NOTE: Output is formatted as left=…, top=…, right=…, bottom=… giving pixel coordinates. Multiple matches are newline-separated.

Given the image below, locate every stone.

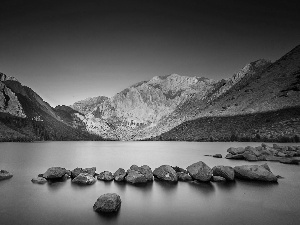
left=97, top=171, right=114, bottom=181
left=234, top=164, right=277, bottom=182
left=279, top=158, right=299, bottom=165
left=227, top=147, right=245, bottom=155
left=276, top=152, right=286, bottom=157
left=225, top=153, right=244, bottom=160
left=285, top=151, right=297, bottom=157
left=212, top=166, right=235, bottom=181
left=130, top=165, right=153, bottom=181
left=125, top=170, right=147, bottom=184
left=93, top=193, right=121, bottom=213
left=72, top=173, right=96, bottom=185
left=273, top=144, right=281, bottom=149
left=114, top=168, right=127, bottom=182
left=71, top=167, right=96, bottom=179
left=172, top=166, right=188, bottom=173
left=153, top=165, right=178, bottom=182
left=186, top=161, right=212, bottom=182
left=43, top=167, right=67, bottom=179
left=211, top=176, right=226, bottom=182
left=213, top=154, right=222, bottom=158
left=0, top=170, right=13, bottom=180
left=31, top=177, right=47, bottom=184
left=243, top=153, right=259, bottom=161
left=177, top=172, right=193, bottom=181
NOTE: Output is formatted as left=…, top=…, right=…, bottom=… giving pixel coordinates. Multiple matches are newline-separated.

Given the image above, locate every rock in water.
left=125, top=170, right=147, bottom=184
left=114, top=168, right=127, bottom=181
left=153, top=165, right=178, bottom=182
left=0, top=170, right=13, bottom=180
left=31, top=177, right=47, bottom=184
left=71, top=167, right=96, bottom=179
left=97, top=171, right=114, bottom=181
left=186, top=161, right=212, bottom=182
left=93, top=193, right=121, bottom=213
left=279, top=158, right=299, bottom=165
left=213, top=154, right=222, bottom=158
left=212, top=166, right=235, bottom=181
left=43, top=167, right=67, bottom=179
left=177, top=172, right=193, bottom=181
left=234, top=164, right=277, bottom=182
left=227, top=147, right=245, bottom=155
left=130, top=165, right=153, bottom=181
left=225, top=154, right=245, bottom=160
left=72, top=173, right=96, bottom=185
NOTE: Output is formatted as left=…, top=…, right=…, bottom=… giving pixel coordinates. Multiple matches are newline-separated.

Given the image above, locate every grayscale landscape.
left=0, top=1, right=299, bottom=225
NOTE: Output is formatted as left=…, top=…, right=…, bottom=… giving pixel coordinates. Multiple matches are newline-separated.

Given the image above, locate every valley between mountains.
left=1, top=45, right=300, bottom=142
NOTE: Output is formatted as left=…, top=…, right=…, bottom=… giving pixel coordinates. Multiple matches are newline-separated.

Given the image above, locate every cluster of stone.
left=226, top=143, right=300, bottom=164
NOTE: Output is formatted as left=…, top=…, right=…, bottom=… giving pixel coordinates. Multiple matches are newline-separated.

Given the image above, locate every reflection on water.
left=0, top=141, right=300, bottom=225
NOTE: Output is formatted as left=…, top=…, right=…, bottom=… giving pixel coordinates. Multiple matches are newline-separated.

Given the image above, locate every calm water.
left=0, top=141, right=300, bottom=225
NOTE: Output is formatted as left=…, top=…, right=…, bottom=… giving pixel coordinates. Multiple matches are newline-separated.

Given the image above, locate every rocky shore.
left=1, top=143, right=299, bottom=214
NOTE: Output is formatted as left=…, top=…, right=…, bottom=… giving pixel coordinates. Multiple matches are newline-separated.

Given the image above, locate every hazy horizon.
left=1, top=0, right=299, bottom=107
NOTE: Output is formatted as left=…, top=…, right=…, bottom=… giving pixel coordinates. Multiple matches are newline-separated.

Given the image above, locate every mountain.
left=71, top=96, right=108, bottom=114
left=0, top=73, right=104, bottom=141
left=73, top=45, right=300, bottom=141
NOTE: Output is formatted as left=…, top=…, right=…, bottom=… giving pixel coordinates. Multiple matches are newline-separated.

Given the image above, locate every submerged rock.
left=31, top=177, right=47, bottom=184
left=177, top=172, right=193, bottom=181
left=114, top=168, right=127, bottom=182
left=125, top=170, right=147, bottom=184
left=153, top=165, right=178, bottom=182
left=225, top=153, right=244, bottom=160
left=72, top=173, right=96, bottom=185
left=234, top=164, right=277, bottom=182
left=71, top=167, right=96, bottom=179
left=213, top=154, right=222, bottom=158
left=93, top=193, right=121, bottom=213
left=187, top=161, right=212, bottom=182
left=43, top=167, right=67, bottom=179
left=212, top=166, right=235, bottom=181
left=97, top=171, right=114, bottom=181
left=279, top=158, right=299, bottom=165
left=0, top=170, right=13, bottom=180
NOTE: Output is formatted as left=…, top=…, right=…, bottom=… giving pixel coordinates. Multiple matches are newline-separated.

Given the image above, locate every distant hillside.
left=0, top=73, right=105, bottom=142
left=148, top=107, right=300, bottom=142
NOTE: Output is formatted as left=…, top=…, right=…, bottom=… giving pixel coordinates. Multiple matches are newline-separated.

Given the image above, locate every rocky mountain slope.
left=0, top=73, right=104, bottom=141
left=73, top=45, right=300, bottom=141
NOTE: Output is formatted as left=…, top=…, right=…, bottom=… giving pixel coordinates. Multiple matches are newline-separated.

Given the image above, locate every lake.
left=0, top=141, right=300, bottom=225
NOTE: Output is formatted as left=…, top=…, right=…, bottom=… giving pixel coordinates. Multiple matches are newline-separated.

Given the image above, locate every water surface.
left=0, top=141, right=299, bottom=225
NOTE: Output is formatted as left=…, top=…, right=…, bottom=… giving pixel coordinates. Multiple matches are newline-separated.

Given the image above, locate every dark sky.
left=1, top=0, right=299, bottom=106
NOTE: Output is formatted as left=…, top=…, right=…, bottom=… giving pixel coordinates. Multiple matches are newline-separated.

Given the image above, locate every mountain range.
left=1, top=45, right=300, bottom=142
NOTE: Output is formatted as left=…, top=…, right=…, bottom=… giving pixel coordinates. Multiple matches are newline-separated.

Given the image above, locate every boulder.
left=285, top=151, right=297, bottom=157
left=43, top=167, right=67, bottom=179
left=130, top=165, right=153, bottom=181
left=279, top=158, right=299, bottom=165
left=177, top=172, right=193, bottom=181
left=227, top=147, right=245, bottom=155
left=243, top=153, right=259, bottom=161
left=211, top=176, right=226, bottom=182
left=125, top=170, right=147, bottom=184
left=72, top=173, right=96, bottom=185
left=93, top=193, right=121, bottom=213
left=234, top=164, right=277, bottom=182
left=172, top=166, right=188, bottom=174
left=97, top=171, right=114, bottom=181
left=276, top=152, right=286, bottom=157
left=225, top=153, right=244, bottom=160
left=186, top=161, right=212, bottom=182
left=71, top=167, right=96, bottom=179
left=0, top=170, right=13, bottom=180
left=31, top=177, right=47, bottom=184
left=114, top=168, right=127, bottom=182
left=153, top=165, right=178, bottom=182
left=213, top=154, right=222, bottom=158
left=212, top=166, right=235, bottom=181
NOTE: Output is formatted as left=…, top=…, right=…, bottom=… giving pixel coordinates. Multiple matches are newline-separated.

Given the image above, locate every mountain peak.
left=0, top=72, right=18, bottom=82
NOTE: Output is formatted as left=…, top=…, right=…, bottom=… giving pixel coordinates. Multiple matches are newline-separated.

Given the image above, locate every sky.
left=0, top=0, right=299, bottom=107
